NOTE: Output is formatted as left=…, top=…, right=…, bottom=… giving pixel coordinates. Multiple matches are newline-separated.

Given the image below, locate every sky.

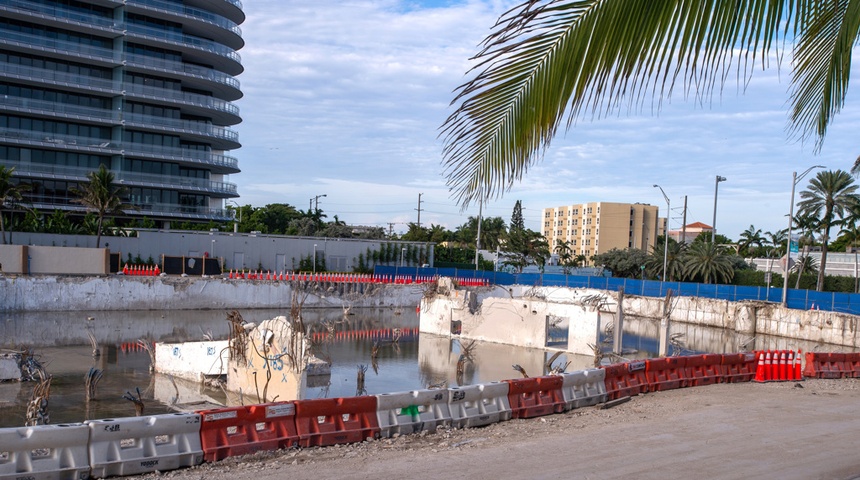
left=229, top=0, right=860, bottom=240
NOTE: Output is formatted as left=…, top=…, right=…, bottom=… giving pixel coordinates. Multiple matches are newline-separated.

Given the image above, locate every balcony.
left=124, top=23, right=242, bottom=75
left=3, top=160, right=237, bottom=196
left=122, top=112, right=240, bottom=149
left=0, top=96, right=119, bottom=125
left=123, top=83, right=240, bottom=125
left=0, top=28, right=119, bottom=65
left=24, top=198, right=234, bottom=222
left=121, top=143, right=239, bottom=173
left=0, top=127, right=119, bottom=153
left=125, top=0, right=243, bottom=49
left=124, top=53, right=241, bottom=101
left=0, top=0, right=122, bottom=33
left=0, top=61, right=120, bottom=95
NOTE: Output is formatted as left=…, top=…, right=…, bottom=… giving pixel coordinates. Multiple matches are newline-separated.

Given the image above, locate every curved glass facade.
left=0, top=0, right=243, bottom=224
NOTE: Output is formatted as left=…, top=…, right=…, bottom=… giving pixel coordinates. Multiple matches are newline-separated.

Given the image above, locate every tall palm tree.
left=554, top=239, right=574, bottom=274
left=441, top=1, right=859, bottom=207
left=737, top=225, right=765, bottom=257
left=70, top=165, right=130, bottom=248
left=764, top=229, right=787, bottom=256
left=797, top=169, right=860, bottom=291
left=0, top=166, right=30, bottom=245
left=683, top=242, right=734, bottom=285
left=838, top=206, right=860, bottom=293
left=645, top=238, right=685, bottom=282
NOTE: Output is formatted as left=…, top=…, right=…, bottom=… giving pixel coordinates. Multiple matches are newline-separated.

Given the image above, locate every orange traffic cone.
left=795, top=349, right=803, bottom=380
left=754, top=351, right=766, bottom=382
left=778, top=351, right=787, bottom=381
left=764, top=351, right=773, bottom=381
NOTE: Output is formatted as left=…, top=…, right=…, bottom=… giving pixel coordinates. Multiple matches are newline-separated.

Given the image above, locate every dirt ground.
left=134, top=379, right=860, bottom=480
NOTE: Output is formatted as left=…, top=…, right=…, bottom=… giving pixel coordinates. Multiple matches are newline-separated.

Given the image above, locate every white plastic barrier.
left=86, top=413, right=203, bottom=478
left=561, top=368, right=607, bottom=410
left=0, top=423, right=90, bottom=480
left=448, top=381, right=512, bottom=429
left=375, top=389, right=452, bottom=438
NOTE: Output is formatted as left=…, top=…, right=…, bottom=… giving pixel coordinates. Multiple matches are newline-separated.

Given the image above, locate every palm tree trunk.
left=96, top=215, right=104, bottom=249
left=817, top=227, right=830, bottom=291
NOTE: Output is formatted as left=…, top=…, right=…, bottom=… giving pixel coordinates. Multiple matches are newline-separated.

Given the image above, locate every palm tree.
left=683, top=242, right=734, bottom=285
left=797, top=169, right=860, bottom=291
left=554, top=239, right=574, bottom=274
left=0, top=166, right=30, bottom=245
left=441, top=1, right=859, bottom=207
left=737, top=225, right=765, bottom=257
left=838, top=206, right=860, bottom=293
left=646, top=239, right=685, bottom=282
left=764, top=229, right=788, bottom=257
left=70, top=165, right=130, bottom=248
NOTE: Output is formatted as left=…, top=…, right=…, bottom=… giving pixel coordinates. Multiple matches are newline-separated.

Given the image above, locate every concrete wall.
left=0, top=275, right=425, bottom=312
left=0, top=245, right=26, bottom=274
left=423, top=283, right=860, bottom=352
left=7, top=230, right=433, bottom=273
left=420, top=280, right=600, bottom=352
left=525, top=286, right=860, bottom=349
left=155, top=340, right=230, bottom=381
left=0, top=245, right=108, bottom=275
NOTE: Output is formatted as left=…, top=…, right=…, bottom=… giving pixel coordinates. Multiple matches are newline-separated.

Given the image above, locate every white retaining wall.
left=0, top=276, right=425, bottom=312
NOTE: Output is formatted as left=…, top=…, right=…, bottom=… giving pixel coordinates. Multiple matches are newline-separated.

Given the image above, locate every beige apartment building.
left=541, top=202, right=664, bottom=262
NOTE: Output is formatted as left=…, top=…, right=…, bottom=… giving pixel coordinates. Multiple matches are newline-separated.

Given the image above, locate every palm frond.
left=789, top=0, right=860, bottom=150
left=441, top=0, right=856, bottom=206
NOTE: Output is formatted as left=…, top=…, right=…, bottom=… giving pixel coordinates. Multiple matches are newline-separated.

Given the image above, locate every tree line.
left=4, top=165, right=860, bottom=292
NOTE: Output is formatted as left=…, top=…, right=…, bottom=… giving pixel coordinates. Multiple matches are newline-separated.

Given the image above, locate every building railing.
left=123, top=83, right=239, bottom=117
left=0, top=127, right=239, bottom=171
left=0, top=61, right=119, bottom=93
left=124, top=53, right=240, bottom=90
left=0, top=0, right=121, bottom=31
left=1, top=160, right=237, bottom=194
left=125, top=24, right=240, bottom=64
left=0, top=28, right=118, bottom=63
left=127, top=0, right=242, bottom=37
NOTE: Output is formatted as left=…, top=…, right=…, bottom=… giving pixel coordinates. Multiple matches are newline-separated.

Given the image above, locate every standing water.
left=0, top=306, right=819, bottom=428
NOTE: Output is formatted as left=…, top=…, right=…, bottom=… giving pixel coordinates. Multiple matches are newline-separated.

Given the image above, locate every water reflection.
left=0, top=307, right=846, bottom=428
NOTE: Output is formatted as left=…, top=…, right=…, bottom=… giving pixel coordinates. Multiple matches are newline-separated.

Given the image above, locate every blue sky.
left=230, top=0, right=860, bottom=240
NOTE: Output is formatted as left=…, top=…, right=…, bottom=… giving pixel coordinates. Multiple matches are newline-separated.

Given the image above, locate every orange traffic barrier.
left=645, top=356, right=688, bottom=391
left=504, top=375, right=565, bottom=419
left=198, top=403, right=298, bottom=462
left=685, top=354, right=722, bottom=386
left=602, top=361, right=648, bottom=400
left=721, top=352, right=758, bottom=383
left=293, top=396, right=379, bottom=448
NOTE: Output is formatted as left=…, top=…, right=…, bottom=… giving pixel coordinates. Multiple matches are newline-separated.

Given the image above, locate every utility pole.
left=416, top=193, right=423, bottom=229
left=681, top=195, right=687, bottom=244
left=388, top=222, right=396, bottom=238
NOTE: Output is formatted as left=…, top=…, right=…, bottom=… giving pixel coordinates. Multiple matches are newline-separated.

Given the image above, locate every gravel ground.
left=130, top=378, right=860, bottom=480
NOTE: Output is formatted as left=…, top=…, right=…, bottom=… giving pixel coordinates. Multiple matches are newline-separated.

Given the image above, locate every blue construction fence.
left=374, top=266, right=860, bottom=315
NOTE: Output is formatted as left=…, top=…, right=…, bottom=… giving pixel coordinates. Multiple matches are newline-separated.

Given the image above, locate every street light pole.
left=711, top=175, right=726, bottom=244
left=401, top=247, right=406, bottom=267
left=227, top=200, right=241, bottom=233
left=311, top=194, right=327, bottom=212
left=782, top=165, right=825, bottom=306
left=654, top=185, right=670, bottom=281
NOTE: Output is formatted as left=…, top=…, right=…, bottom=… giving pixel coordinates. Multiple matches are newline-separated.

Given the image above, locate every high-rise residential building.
left=0, top=0, right=244, bottom=227
left=541, top=202, right=663, bottom=261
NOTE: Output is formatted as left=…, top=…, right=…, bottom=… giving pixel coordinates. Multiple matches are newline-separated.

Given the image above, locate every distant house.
left=668, top=222, right=713, bottom=244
